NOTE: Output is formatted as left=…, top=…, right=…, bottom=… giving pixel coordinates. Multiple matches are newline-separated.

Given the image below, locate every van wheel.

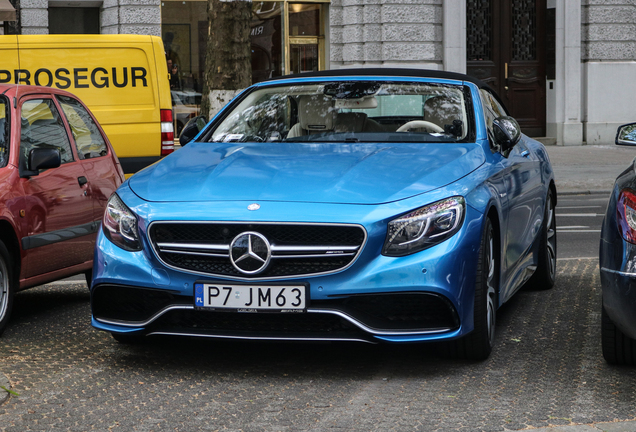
left=0, top=239, right=15, bottom=337
left=602, top=304, right=636, bottom=365
left=446, top=218, right=497, bottom=361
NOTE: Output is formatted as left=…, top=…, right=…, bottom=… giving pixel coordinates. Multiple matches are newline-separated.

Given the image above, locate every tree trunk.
left=201, top=0, right=252, bottom=119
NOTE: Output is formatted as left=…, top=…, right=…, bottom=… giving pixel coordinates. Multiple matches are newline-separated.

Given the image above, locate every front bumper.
left=91, top=199, right=485, bottom=343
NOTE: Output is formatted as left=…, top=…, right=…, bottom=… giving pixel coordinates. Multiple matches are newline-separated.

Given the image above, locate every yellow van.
left=0, top=34, right=173, bottom=176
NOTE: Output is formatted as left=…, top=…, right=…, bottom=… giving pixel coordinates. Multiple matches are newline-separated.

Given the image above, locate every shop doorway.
left=466, top=0, right=546, bottom=137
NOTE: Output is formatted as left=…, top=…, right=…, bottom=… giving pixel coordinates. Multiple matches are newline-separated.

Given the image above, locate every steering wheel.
left=396, top=120, right=444, bottom=133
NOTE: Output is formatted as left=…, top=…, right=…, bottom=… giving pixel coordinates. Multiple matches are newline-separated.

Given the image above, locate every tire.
left=85, top=269, right=93, bottom=289
left=447, top=218, right=498, bottom=361
left=526, top=189, right=557, bottom=290
left=0, top=239, right=15, bottom=337
left=111, top=332, right=146, bottom=344
left=602, top=304, right=636, bottom=365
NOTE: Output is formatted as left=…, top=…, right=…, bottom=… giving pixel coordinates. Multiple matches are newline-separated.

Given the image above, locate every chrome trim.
left=148, top=221, right=368, bottom=281
left=308, top=309, right=452, bottom=336
left=159, top=249, right=228, bottom=258
left=271, top=253, right=356, bottom=259
left=271, top=245, right=360, bottom=252
left=146, top=331, right=376, bottom=344
left=601, top=267, right=636, bottom=277
left=95, top=304, right=195, bottom=328
left=97, top=302, right=451, bottom=337
left=158, top=242, right=229, bottom=251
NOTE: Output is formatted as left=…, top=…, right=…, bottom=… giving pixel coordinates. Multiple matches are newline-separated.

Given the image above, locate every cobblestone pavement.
left=0, top=259, right=635, bottom=431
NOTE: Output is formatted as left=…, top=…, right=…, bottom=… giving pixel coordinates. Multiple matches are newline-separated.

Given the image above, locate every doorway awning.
left=0, top=0, right=16, bottom=21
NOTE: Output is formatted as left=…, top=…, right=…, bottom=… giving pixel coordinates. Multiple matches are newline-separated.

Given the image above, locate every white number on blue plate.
left=195, top=283, right=306, bottom=312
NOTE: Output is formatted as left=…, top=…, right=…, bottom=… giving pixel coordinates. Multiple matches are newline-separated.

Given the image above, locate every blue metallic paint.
left=91, top=75, right=555, bottom=345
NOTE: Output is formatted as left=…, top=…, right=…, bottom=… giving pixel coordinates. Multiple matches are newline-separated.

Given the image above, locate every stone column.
left=20, top=0, right=48, bottom=34
left=101, top=0, right=161, bottom=36
left=443, top=0, right=465, bottom=73
left=555, top=0, right=582, bottom=145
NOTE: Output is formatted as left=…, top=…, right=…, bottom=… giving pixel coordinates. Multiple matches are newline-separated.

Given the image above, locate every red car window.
left=20, top=99, right=74, bottom=164
left=57, top=95, right=108, bottom=160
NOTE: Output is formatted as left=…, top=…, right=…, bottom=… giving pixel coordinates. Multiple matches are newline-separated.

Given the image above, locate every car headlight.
left=382, top=196, right=465, bottom=257
left=102, top=193, right=141, bottom=251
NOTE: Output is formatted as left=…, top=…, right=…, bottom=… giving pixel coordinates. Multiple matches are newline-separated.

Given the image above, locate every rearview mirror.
left=616, top=123, right=636, bottom=146
left=179, top=115, right=208, bottom=146
left=492, top=116, right=521, bottom=151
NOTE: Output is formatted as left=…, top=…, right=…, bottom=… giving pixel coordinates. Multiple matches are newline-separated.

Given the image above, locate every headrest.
left=298, top=95, right=334, bottom=131
left=424, top=96, right=462, bottom=127
left=333, top=112, right=368, bottom=133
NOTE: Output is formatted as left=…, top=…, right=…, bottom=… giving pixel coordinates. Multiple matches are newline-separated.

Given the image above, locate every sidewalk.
left=545, top=144, right=636, bottom=195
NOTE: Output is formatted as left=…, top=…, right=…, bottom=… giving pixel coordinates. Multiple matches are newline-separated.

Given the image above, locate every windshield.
left=207, top=81, right=472, bottom=143
left=0, top=97, right=7, bottom=168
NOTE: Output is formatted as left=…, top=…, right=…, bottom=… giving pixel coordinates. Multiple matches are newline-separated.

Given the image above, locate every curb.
left=0, top=373, right=11, bottom=405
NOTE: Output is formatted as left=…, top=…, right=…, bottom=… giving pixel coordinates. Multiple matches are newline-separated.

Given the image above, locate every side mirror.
left=22, top=148, right=61, bottom=177
left=492, top=116, right=521, bottom=151
left=616, top=123, right=636, bottom=146
left=179, top=115, right=208, bottom=146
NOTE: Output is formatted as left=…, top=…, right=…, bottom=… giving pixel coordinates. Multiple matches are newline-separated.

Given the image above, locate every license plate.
left=194, top=283, right=307, bottom=312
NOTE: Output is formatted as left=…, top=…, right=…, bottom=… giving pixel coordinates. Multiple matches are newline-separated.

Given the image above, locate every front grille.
left=149, top=222, right=366, bottom=279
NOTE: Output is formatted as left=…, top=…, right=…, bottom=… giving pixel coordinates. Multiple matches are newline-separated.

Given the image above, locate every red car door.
left=18, top=96, right=95, bottom=278
left=55, top=94, right=122, bottom=223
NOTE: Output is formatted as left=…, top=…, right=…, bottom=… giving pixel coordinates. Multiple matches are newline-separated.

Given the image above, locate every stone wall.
left=20, top=0, right=161, bottom=36
left=101, top=0, right=161, bottom=36
left=330, top=0, right=443, bottom=69
left=20, top=0, right=48, bottom=34
left=582, top=0, right=636, bottom=144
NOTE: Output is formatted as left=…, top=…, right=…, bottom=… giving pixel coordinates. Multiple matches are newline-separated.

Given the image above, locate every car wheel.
left=447, top=218, right=497, bottom=360
left=526, top=189, right=557, bottom=290
left=111, top=332, right=146, bottom=344
left=602, top=304, right=636, bottom=365
left=85, top=269, right=93, bottom=289
left=0, top=240, right=15, bottom=337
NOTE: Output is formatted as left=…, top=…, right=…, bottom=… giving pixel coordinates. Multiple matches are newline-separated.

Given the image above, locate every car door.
left=56, top=94, right=121, bottom=223
left=18, top=96, right=95, bottom=278
left=480, top=90, right=543, bottom=300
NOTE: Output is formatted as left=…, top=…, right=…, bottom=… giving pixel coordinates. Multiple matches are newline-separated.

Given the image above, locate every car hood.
left=129, top=142, right=486, bottom=205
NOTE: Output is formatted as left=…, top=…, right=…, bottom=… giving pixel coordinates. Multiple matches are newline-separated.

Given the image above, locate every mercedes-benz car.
left=600, top=123, right=636, bottom=365
left=90, top=69, right=556, bottom=360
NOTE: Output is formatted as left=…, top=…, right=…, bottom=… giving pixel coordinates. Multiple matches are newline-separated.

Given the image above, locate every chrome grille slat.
left=149, top=222, right=367, bottom=280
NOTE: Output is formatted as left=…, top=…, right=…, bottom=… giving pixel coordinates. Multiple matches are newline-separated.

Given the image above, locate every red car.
left=0, top=84, right=124, bottom=334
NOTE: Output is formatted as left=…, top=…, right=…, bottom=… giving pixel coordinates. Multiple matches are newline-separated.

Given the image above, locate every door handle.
left=78, top=176, right=88, bottom=187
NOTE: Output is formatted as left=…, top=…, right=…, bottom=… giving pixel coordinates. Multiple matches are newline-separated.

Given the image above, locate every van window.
left=20, top=99, right=74, bottom=164
left=57, top=95, right=108, bottom=159
left=0, top=98, right=7, bottom=168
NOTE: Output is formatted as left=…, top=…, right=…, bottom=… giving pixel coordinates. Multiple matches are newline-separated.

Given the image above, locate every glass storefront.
left=161, top=0, right=327, bottom=133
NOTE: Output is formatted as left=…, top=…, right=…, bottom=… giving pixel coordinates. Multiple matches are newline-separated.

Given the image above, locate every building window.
left=49, top=7, right=100, bottom=34
left=161, top=0, right=328, bottom=89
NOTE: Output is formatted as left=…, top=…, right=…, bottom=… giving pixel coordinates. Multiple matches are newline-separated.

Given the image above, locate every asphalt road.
left=1, top=195, right=635, bottom=431
left=556, top=192, right=610, bottom=260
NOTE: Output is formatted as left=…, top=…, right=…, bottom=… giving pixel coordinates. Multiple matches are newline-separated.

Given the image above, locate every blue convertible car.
left=91, top=69, right=556, bottom=360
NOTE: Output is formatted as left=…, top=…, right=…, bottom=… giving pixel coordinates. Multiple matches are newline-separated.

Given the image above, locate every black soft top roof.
left=269, top=68, right=489, bottom=89
left=265, top=67, right=507, bottom=112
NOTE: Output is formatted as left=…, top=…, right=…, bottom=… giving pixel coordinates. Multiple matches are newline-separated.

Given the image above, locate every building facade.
left=2, top=0, right=635, bottom=145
